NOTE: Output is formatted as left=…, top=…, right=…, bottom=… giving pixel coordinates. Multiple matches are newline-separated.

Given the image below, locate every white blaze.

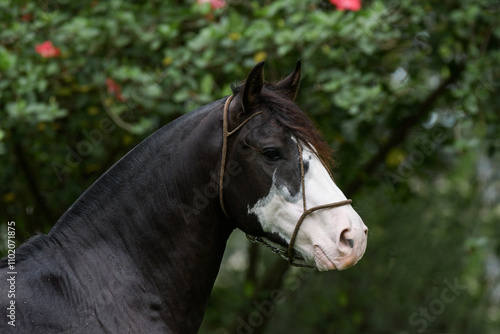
left=248, top=142, right=367, bottom=271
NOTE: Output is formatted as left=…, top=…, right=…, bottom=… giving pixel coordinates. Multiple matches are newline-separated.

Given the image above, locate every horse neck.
left=48, top=100, right=232, bottom=332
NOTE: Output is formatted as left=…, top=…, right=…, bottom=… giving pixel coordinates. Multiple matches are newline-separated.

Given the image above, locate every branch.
left=99, top=92, right=135, bottom=132
left=344, top=62, right=465, bottom=197
left=226, top=258, right=290, bottom=334
left=245, top=242, right=260, bottom=285
left=13, top=139, right=57, bottom=227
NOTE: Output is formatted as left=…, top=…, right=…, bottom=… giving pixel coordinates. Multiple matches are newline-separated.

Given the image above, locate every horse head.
left=221, top=61, right=368, bottom=271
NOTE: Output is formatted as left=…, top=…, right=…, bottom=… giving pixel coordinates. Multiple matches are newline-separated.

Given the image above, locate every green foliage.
left=1, top=0, right=499, bottom=333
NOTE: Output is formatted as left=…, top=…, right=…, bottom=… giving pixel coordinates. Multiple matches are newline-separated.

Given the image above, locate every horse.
left=0, top=61, right=367, bottom=333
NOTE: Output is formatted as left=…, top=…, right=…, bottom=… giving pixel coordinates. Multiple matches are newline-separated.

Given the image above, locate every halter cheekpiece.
left=219, top=95, right=352, bottom=268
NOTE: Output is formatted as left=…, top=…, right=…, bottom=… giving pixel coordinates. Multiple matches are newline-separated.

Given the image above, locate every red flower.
left=330, top=0, right=361, bottom=11
left=106, top=78, right=126, bottom=102
left=197, top=0, right=226, bottom=10
left=21, top=14, right=33, bottom=22
left=35, top=41, right=61, bottom=58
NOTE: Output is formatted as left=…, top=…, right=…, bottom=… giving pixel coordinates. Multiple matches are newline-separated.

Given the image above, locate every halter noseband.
left=219, top=95, right=352, bottom=268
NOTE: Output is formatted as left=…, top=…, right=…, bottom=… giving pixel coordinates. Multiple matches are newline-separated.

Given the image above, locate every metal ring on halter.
left=219, top=95, right=352, bottom=268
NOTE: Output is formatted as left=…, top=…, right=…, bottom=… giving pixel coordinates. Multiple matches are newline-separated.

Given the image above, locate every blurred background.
left=1, top=0, right=499, bottom=333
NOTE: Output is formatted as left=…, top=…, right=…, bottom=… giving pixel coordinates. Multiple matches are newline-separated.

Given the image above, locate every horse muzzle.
left=312, top=209, right=368, bottom=271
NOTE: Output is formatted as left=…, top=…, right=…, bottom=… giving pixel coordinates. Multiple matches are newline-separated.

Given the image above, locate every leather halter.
left=219, top=95, right=262, bottom=215
left=219, top=95, right=352, bottom=268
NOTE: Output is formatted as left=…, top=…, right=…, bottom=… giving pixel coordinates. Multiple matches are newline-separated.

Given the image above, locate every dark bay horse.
left=0, top=62, right=367, bottom=333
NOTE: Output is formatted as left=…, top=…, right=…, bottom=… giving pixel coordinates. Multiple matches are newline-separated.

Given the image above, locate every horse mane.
left=231, top=83, right=335, bottom=168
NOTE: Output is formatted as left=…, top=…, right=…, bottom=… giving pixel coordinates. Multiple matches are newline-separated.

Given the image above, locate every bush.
left=1, top=1, right=499, bottom=333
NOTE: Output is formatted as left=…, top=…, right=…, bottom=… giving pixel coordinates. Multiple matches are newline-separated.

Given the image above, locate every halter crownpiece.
left=219, top=95, right=262, bottom=216
left=219, top=95, right=352, bottom=268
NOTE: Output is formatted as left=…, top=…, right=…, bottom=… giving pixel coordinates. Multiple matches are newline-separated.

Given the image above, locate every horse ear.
left=241, top=61, right=265, bottom=113
left=275, top=60, right=301, bottom=100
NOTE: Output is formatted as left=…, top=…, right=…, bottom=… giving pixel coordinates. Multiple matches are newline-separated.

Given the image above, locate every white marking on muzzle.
left=248, top=142, right=368, bottom=271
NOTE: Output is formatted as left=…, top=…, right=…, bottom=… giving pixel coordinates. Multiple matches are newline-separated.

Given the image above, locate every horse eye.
left=262, top=148, right=281, bottom=161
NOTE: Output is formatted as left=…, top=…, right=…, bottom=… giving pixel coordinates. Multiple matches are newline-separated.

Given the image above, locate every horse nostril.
left=340, top=229, right=355, bottom=249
